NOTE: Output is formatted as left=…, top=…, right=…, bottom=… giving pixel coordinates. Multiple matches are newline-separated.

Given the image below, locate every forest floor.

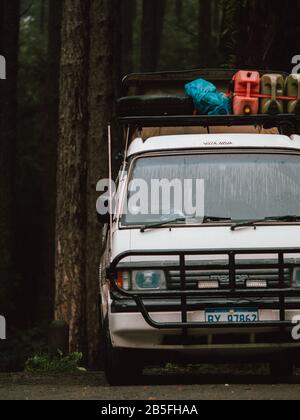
left=1, top=365, right=300, bottom=400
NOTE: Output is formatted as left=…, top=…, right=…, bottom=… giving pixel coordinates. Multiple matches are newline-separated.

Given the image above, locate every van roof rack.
left=118, top=69, right=299, bottom=134
left=122, top=68, right=288, bottom=95
left=117, top=114, right=300, bottom=132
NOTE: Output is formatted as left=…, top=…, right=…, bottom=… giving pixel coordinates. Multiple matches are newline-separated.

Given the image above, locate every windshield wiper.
left=203, top=216, right=232, bottom=223
left=231, top=215, right=300, bottom=231
left=140, top=216, right=186, bottom=233
left=141, top=215, right=231, bottom=232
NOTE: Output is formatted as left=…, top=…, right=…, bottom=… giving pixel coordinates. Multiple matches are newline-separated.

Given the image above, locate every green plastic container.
left=261, top=74, right=285, bottom=115
left=286, top=74, right=300, bottom=114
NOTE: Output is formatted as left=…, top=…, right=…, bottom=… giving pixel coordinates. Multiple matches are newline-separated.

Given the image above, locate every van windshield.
left=121, top=153, right=300, bottom=227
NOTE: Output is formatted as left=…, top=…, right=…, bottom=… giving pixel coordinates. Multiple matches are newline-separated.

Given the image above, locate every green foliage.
left=0, top=326, right=48, bottom=372
left=159, top=0, right=200, bottom=70
left=133, top=0, right=223, bottom=72
left=0, top=324, right=82, bottom=374
left=14, top=1, right=48, bottom=330
left=19, top=0, right=48, bottom=109
left=25, top=352, right=83, bottom=373
left=18, top=1, right=47, bottom=169
left=219, top=0, right=243, bottom=67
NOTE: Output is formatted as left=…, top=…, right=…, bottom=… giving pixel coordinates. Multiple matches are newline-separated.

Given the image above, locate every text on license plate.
left=205, top=308, right=259, bottom=323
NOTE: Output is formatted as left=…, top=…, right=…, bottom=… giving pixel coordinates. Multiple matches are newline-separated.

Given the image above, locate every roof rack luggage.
left=121, top=68, right=288, bottom=96
left=116, top=69, right=300, bottom=134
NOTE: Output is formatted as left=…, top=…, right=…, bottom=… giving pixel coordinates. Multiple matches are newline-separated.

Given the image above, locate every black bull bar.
left=107, top=248, right=300, bottom=331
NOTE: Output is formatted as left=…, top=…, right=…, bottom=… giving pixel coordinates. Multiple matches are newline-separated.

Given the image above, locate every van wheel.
left=270, top=359, right=294, bottom=378
left=103, top=320, right=143, bottom=386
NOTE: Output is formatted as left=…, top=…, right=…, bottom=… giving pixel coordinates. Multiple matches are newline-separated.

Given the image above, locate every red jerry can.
left=232, top=70, right=260, bottom=115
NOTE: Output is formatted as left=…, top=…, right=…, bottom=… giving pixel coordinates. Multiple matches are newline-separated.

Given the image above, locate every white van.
left=99, top=70, right=300, bottom=385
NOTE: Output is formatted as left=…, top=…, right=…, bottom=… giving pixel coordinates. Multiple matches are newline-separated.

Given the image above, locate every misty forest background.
left=0, top=0, right=300, bottom=371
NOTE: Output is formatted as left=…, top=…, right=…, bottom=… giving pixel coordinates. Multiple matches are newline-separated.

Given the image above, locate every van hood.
left=111, top=225, right=300, bottom=262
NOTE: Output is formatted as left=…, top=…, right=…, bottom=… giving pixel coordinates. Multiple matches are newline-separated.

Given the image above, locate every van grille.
left=167, top=267, right=291, bottom=290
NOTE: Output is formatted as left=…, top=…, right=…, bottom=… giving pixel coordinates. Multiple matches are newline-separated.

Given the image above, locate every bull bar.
left=107, top=248, right=300, bottom=332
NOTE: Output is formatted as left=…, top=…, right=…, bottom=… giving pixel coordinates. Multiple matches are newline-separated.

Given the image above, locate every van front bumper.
left=109, top=308, right=300, bottom=355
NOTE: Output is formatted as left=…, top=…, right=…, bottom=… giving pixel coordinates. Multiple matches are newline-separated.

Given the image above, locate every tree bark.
left=220, top=0, right=300, bottom=71
left=55, top=0, right=115, bottom=365
left=198, top=0, right=212, bottom=67
left=219, top=0, right=243, bottom=67
left=175, top=0, right=183, bottom=22
left=140, top=0, right=166, bottom=72
left=40, top=0, right=62, bottom=321
left=55, top=0, right=90, bottom=353
left=86, top=0, right=114, bottom=367
left=40, top=0, right=47, bottom=33
left=121, top=0, right=136, bottom=76
left=235, top=0, right=300, bottom=71
left=0, top=0, right=20, bottom=320
left=112, top=0, right=122, bottom=97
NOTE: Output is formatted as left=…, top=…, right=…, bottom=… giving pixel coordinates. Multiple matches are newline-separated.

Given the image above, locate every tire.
left=103, top=319, right=143, bottom=386
left=270, top=359, right=294, bottom=378
left=116, top=95, right=194, bottom=117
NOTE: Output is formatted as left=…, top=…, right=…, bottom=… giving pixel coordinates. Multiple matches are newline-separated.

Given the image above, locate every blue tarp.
left=185, top=79, right=231, bottom=115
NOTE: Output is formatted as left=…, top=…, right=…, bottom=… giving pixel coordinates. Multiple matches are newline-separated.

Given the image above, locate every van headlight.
left=293, top=268, right=300, bottom=287
left=132, top=270, right=166, bottom=290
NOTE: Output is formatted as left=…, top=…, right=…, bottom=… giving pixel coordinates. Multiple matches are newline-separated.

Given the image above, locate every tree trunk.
left=121, top=0, right=136, bottom=76
left=40, top=0, right=47, bottom=33
left=235, top=0, right=300, bottom=71
left=40, top=0, right=62, bottom=321
left=198, top=0, right=212, bottom=67
left=219, top=0, right=243, bottom=67
left=140, top=0, right=166, bottom=72
left=86, top=0, right=114, bottom=368
left=112, top=0, right=122, bottom=97
left=220, top=0, right=300, bottom=71
left=55, top=0, right=115, bottom=364
left=175, top=0, right=183, bottom=22
left=0, top=0, right=20, bottom=321
left=55, top=0, right=90, bottom=353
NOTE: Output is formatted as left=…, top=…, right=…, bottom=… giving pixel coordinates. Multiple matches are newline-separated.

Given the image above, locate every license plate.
left=205, top=308, right=259, bottom=323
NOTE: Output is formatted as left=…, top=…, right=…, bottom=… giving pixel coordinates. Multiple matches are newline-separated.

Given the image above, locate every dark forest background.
left=0, top=0, right=300, bottom=370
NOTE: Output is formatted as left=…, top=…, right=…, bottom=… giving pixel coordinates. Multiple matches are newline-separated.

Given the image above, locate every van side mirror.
left=97, top=213, right=111, bottom=225
left=96, top=192, right=113, bottom=225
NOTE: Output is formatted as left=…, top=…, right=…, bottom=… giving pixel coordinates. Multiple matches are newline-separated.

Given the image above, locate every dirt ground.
left=1, top=366, right=300, bottom=400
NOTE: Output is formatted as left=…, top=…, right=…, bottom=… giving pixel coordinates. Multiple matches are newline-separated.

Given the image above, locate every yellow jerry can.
left=261, top=74, right=285, bottom=115
left=286, top=74, right=300, bottom=114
